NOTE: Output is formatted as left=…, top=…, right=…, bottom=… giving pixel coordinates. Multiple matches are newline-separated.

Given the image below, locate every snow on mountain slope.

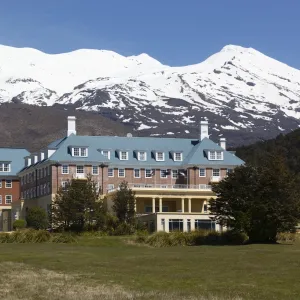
left=1, top=44, right=300, bottom=146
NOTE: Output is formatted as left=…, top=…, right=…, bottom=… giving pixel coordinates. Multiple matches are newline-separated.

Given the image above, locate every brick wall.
left=0, top=178, right=20, bottom=205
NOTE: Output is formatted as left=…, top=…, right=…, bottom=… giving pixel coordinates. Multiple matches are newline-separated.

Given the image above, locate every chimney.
left=67, top=116, right=76, bottom=136
left=220, top=138, right=226, bottom=150
left=200, top=120, right=209, bottom=140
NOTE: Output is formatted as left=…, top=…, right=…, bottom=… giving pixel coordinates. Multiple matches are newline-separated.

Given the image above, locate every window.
left=174, top=152, right=182, bottom=161
left=172, top=170, right=178, bottom=179
left=134, top=169, right=141, bottom=178
left=108, top=168, right=114, bottom=177
left=226, top=168, right=233, bottom=175
left=145, top=169, right=153, bottom=178
left=92, top=166, right=99, bottom=175
left=195, top=220, right=215, bottom=231
left=160, top=169, right=168, bottom=178
left=107, top=184, right=114, bottom=191
left=169, top=219, right=183, bottom=232
left=212, top=168, right=220, bottom=177
left=42, top=168, right=44, bottom=178
left=101, top=150, right=110, bottom=160
left=76, top=166, right=84, bottom=174
left=62, top=165, right=69, bottom=174
left=208, top=151, right=223, bottom=160
left=37, top=186, right=39, bottom=197
left=0, top=195, right=2, bottom=204
left=73, top=147, right=88, bottom=157
left=138, top=151, right=147, bottom=161
left=61, top=181, right=69, bottom=190
left=0, top=162, right=11, bottom=172
left=118, top=168, right=125, bottom=177
left=156, top=152, right=164, bottom=161
left=0, top=180, right=2, bottom=188
left=120, top=151, right=128, bottom=160
left=38, top=169, right=41, bottom=179
left=47, top=182, right=50, bottom=194
left=5, top=180, right=12, bottom=188
left=199, top=168, right=206, bottom=177
left=5, top=195, right=12, bottom=204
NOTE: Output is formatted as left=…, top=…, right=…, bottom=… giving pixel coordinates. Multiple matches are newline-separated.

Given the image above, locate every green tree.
left=51, top=175, right=106, bottom=232
left=112, top=181, right=136, bottom=224
left=210, top=154, right=300, bottom=243
left=26, top=207, right=48, bottom=230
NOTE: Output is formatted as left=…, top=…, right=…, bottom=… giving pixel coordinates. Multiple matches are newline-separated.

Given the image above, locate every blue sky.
left=0, top=0, right=299, bottom=68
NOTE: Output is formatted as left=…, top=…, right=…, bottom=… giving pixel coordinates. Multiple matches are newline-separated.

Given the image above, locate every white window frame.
left=134, top=169, right=141, bottom=178
left=76, top=166, right=84, bottom=174
left=108, top=168, right=114, bottom=177
left=0, top=162, right=11, bottom=172
left=61, top=181, right=69, bottom=190
left=119, top=151, right=128, bottom=161
left=212, top=168, right=220, bottom=177
left=0, top=195, right=2, bottom=204
left=73, top=147, right=88, bottom=157
left=208, top=151, right=223, bottom=161
left=5, top=195, right=12, bottom=204
left=138, top=151, right=147, bottom=161
left=5, top=179, right=12, bottom=188
left=160, top=169, right=168, bottom=178
left=172, top=170, right=178, bottom=179
left=118, top=168, right=125, bottom=177
left=156, top=152, right=165, bottom=161
left=107, top=184, right=115, bottom=191
left=61, top=165, right=69, bottom=174
left=92, top=166, right=99, bottom=175
left=145, top=169, right=153, bottom=178
left=174, top=152, right=183, bottom=161
left=101, top=150, right=111, bottom=160
left=199, top=168, right=206, bottom=177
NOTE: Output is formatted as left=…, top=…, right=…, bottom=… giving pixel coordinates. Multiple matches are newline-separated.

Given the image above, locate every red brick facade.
left=0, top=178, right=20, bottom=206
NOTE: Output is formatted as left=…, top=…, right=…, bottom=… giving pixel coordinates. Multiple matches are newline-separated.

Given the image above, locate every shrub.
left=186, top=230, right=208, bottom=246
left=33, top=230, right=51, bottom=243
left=26, top=207, right=48, bottom=230
left=146, top=231, right=171, bottom=247
left=169, top=231, right=188, bottom=246
left=0, top=233, right=12, bottom=243
left=134, top=234, right=147, bottom=244
left=276, top=232, right=297, bottom=243
left=13, top=219, right=27, bottom=230
left=222, top=230, right=249, bottom=245
left=206, top=231, right=222, bottom=245
left=113, top=223, right=135, bottom=236
left=51, top=233, right=77, bottom=243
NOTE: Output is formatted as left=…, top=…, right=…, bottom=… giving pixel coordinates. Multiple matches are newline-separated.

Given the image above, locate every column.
left=188, top=198, right=191, bottom=213
left=181, top=198, right=185, bottom=213
left=152, top=197, right=156, bottom=213
left=159, top=197, right=162, bottom=212
left=165, top=217, right=170, bottom=232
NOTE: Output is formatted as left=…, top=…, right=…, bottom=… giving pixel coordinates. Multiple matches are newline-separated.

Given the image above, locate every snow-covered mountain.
left=1, top=44, right=300, bottom=146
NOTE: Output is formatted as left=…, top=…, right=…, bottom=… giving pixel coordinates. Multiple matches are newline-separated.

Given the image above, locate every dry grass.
left=0, top=262, right=241, bottom=300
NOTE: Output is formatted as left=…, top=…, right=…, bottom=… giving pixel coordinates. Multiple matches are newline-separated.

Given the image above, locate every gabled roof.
left=0, top=148, right=30, bottom=176
left=42, top=134, right=244, bottom=167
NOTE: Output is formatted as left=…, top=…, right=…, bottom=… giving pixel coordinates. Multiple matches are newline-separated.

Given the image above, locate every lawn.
left=0, top=236, right=299, bottom=300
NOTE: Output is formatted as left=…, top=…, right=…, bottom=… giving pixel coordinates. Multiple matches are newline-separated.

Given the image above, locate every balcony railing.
left=128, top=183, right=212, bottom=190
left=73, top=173, right=87, bottom=180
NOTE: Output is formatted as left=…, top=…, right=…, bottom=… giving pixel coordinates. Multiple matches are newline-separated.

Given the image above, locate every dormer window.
left=0, top=162, right=11, bottom=172
left=72, top=147, right=88, bottom=157
left=101, top=150, right=110, bottom=160
left=120, top=151, right=128, bottom=160
left=138, top=151, right=147, bottom=161
left=208, top=151, right=223, bottom=160
left=174, top=152, right=183, bottom=161
left=156, top=152, right=165, bottom=161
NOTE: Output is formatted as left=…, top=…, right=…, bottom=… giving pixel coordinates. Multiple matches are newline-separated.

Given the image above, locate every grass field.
left=0, top=236, right=299, bottom=300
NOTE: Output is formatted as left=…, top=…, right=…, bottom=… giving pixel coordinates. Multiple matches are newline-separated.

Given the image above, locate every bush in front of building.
left=12, top=219, right=27, bottom=230
left=0, top=229, right=77, bottom=244
left=26, top=207, right=48, bottom=230
left=135, top=230, right=249, bottom=247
